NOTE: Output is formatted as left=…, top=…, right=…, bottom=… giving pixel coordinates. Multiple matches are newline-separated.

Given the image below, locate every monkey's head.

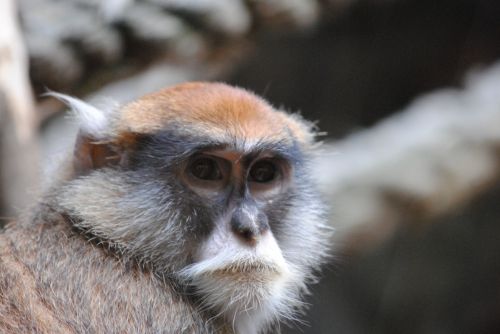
left=53, top=82, right=331, bottom=332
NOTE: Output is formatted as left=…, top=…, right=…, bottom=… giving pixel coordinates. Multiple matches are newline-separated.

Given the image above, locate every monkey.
left=0, top=82, right=331, bottom=334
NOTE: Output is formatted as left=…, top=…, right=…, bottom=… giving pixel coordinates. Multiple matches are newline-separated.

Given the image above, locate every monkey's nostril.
left=230, top=216, right=261, bottom=244
left=241, top=227, right=257, bottom=241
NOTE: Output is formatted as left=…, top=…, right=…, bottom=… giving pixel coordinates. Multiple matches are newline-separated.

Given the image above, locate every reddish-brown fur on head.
left=117, top=82, right=314, bottom=145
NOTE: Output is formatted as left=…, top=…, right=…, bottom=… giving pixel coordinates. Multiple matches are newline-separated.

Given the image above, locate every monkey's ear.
left=46, top=93, right=110, bottom=135
left=72, top=131, right=121, bottom=176
left=47, top=92, right=121, bottom=175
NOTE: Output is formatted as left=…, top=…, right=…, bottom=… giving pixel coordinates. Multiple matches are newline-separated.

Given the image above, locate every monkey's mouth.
left=210, top=260, right=282, bottom=277
left=178, top=257, right=286, bottom=283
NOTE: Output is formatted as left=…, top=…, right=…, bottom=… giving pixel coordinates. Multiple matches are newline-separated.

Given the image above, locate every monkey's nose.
left=230, top=210, right=269, bottom=245
left=232, top=222, right=259, bottom=244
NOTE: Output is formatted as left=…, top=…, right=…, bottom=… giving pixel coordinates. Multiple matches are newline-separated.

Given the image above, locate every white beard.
left=178, top=223, right=303, bottom=334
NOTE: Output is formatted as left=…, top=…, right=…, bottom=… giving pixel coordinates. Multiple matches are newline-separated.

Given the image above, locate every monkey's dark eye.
left=249, top=160, right=278, bottom=183
left=189, top=157, right=222, bottom=181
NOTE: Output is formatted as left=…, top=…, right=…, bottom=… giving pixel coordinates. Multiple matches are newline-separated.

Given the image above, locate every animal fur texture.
left=0, top=82, right=331, bottom=334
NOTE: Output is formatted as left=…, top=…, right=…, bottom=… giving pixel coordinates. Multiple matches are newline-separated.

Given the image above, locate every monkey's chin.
left=177, top=253, right=293, bottom=318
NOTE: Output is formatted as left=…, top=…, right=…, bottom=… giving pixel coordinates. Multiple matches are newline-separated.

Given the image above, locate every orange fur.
left=118, top=82, right=313, bottom=144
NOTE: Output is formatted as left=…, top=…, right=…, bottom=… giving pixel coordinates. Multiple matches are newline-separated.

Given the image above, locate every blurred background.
left=1, top=0, right=500, bottom=333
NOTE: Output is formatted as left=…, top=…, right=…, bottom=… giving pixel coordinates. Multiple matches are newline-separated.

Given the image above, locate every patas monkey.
left=0, top=82, right=330, bottom=334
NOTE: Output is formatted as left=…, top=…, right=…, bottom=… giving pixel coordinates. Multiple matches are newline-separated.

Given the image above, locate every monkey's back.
left=0, top=210, right=224, bottom=334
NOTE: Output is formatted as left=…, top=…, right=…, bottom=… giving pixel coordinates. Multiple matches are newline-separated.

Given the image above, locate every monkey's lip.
left=208, top=261, right=283, bottom=278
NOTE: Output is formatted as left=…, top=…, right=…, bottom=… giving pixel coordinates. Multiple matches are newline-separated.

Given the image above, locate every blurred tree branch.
left=0, top=0, right=39, bottom=218
left=315, top=62, right=500, bottom=253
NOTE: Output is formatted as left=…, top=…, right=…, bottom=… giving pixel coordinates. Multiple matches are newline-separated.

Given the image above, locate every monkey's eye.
left=189, top=157, right=222, bottom=181
left=249, top=160, right=278, bottom=183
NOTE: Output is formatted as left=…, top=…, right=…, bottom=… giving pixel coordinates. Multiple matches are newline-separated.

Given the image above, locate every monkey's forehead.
left=116, top=82, right=313, bottom=145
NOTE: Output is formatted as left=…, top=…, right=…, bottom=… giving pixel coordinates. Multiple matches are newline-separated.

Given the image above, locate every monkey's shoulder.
left=0, top=217, right=222, bottom=334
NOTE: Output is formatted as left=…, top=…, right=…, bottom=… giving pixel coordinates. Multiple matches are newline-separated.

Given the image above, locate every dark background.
left=228, top=0, right=500, bottom=138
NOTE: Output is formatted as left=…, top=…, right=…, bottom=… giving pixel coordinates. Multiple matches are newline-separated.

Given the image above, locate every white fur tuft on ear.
left=46, top=92, right=109, bottom=137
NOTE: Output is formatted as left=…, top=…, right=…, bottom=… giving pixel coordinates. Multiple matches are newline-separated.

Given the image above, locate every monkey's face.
left=125, top=130, right=305, bottom=312
left=55, top=82, right=330, bottom=329
left=177, top=147, right=297, bottom=315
